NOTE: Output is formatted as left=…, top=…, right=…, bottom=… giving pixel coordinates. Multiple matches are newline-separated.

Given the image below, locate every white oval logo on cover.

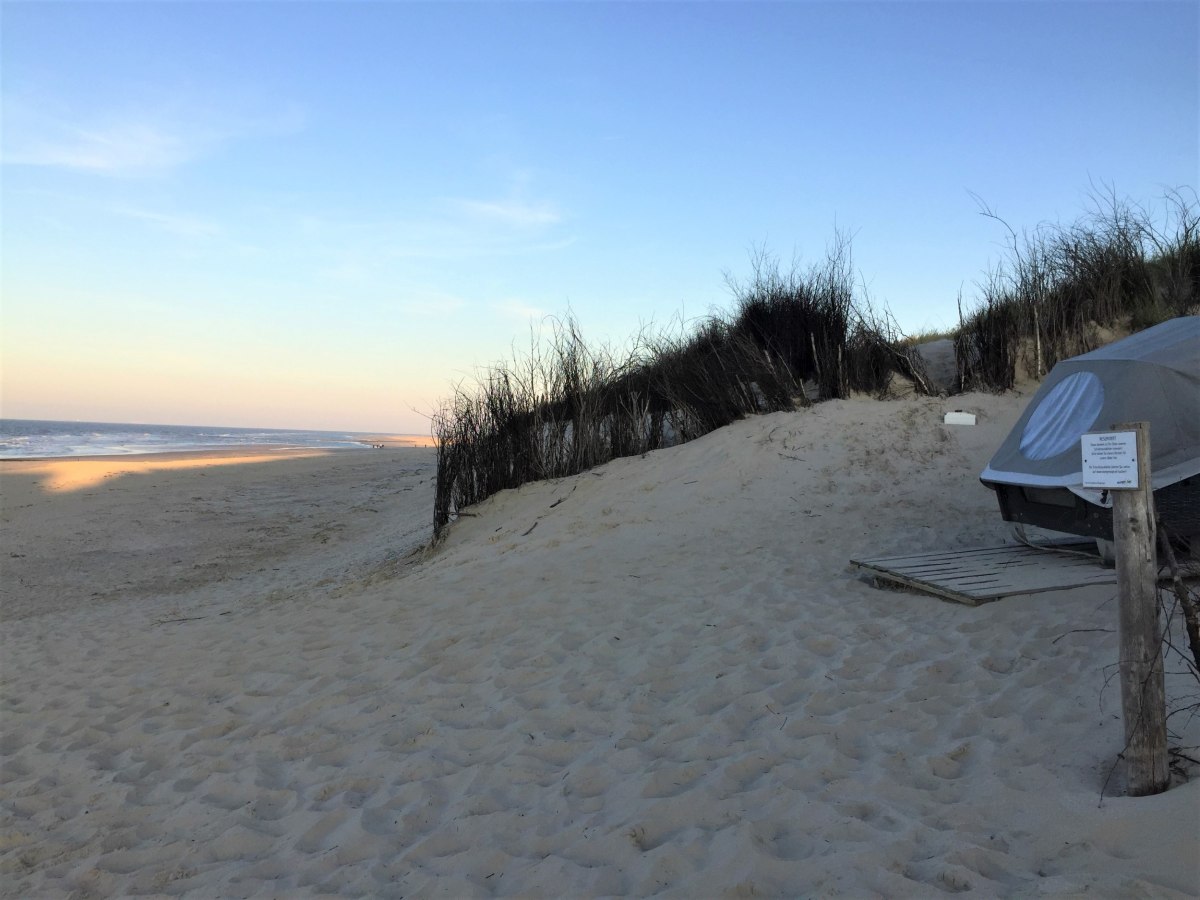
left=1019, top=371, right=1105, bottom=461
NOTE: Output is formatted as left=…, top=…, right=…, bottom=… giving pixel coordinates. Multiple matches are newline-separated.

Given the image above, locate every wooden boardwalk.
left=850, top=543, right=1122, bottom=606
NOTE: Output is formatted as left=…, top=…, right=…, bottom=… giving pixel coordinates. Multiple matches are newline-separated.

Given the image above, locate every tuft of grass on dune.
left=431, top=232, right=929, bottom=538
left=955, top=187, right=1199, bottom=391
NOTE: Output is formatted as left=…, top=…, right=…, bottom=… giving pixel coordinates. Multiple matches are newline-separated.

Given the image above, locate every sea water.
left=0, top=419, right=375, bottom=459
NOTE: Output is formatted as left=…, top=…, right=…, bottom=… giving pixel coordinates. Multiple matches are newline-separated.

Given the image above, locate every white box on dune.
left=944, top=411, right=976, bottom=426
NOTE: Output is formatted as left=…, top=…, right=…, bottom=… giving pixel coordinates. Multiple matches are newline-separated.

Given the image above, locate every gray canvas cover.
left=980, top=316, right=1200, bottom=508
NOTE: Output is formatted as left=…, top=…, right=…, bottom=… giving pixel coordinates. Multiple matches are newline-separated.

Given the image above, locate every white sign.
left=1081, top=431, right=1139, bottom=489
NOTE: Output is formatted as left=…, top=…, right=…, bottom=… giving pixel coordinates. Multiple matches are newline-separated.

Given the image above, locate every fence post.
left=1112, top=421, right=1168, bottom=796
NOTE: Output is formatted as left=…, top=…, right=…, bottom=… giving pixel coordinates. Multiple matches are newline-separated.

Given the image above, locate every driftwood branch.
left=1157, top=518, right=1200, bottom=674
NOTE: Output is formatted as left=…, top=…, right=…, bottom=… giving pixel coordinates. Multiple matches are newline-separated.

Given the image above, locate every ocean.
left=0, top=419, right=378, bottom=459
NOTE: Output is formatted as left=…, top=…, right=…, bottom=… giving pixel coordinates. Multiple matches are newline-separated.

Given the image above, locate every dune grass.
left=955, top=188, right=1198, bottom=390
left=431, top=189, right=1198, bottom=537
left=431, top=234, right=927, bottom=537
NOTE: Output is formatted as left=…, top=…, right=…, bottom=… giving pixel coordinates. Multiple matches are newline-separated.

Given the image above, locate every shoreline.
left=1, top=445, right=343, bottom=465
left=0, top=443, right=435, bottom=494
left=352, top=433, right=437, bottom=449
left=0, top=434, right=437, bottom=464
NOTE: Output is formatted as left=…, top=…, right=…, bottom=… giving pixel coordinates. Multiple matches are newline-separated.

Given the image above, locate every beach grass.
left=956, top=187, right=1198, bottom=390
left=431, top=232, right=929, bottom=537
left=433, top=189, right=1198, bottom=536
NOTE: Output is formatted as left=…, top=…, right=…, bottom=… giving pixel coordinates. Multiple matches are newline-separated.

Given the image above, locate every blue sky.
left=2, top=1, right=1196, bottom=432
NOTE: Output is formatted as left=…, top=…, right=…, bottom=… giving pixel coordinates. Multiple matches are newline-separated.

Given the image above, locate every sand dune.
left=1, top=395, right=1197, bottom=897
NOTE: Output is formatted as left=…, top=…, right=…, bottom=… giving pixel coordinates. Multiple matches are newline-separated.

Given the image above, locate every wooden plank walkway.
left=850, top=543, right=1121, bottom=606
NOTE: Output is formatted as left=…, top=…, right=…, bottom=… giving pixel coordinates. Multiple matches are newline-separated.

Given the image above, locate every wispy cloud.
left=5, top=115, right=197, bottom=174
left=452, top=199, right=562, bottom=228
left=492, top=299, right=547, bottom=322
left=1, top=94, right=304, bottom=177
left=114, top=206, right=220, bottom=238
left=316, top=260, right=371, bottom=283
left=399, top=291, right=468, bottom=317
left=293, top=196, right=573, bottom=271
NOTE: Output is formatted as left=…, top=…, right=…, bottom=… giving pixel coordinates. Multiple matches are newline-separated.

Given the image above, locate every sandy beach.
left=2, top=395, right=1197, bottom=897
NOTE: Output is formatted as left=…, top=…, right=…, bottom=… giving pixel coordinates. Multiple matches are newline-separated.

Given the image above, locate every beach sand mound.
left=2, top=394, right=1197, bottom=897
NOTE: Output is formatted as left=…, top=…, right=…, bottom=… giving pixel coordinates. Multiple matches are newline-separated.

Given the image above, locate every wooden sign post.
left=1086, top=422, right=1167, bottom=796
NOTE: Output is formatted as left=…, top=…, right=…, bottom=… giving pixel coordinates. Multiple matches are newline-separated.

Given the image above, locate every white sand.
left=2, top=396, right=1197, bottom=898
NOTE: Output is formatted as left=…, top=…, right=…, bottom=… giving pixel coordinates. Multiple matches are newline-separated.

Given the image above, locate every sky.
left=2, top=1, right=1196, bottom=434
